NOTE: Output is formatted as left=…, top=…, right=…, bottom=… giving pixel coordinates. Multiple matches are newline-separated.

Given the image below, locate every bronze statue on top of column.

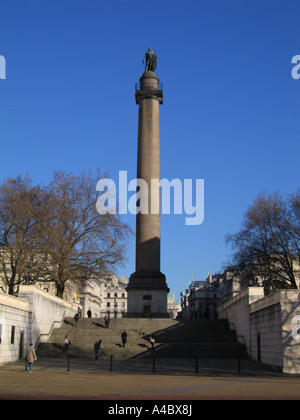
left=143, top=47, right=157, bottom=72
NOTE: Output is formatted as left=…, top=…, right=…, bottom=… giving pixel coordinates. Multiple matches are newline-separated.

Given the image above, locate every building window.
left=107, top=293, right=110, bottom=298
left=11, top=326, right=15, bottom=344
left=143, top=295, right=152, bottom=301
left=0, top=325, right=2, bottom=344
left=107, top=302, right=111, bottom=308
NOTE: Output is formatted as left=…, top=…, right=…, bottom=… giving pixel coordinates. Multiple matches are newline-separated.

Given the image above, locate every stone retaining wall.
left=218, top=288, right=300, bottom=374
left=0, top=286, right=78, bottom=364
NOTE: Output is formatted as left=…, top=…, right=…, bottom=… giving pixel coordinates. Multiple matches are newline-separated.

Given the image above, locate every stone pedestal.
left=127, top=71, right=169, bottom=318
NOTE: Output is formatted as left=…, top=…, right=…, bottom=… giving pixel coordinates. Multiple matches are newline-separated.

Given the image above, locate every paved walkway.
left=0, top=358, right=300, bottom=400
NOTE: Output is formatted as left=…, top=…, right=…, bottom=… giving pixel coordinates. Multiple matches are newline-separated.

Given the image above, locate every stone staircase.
left=37, top=318, right=248, bottom=361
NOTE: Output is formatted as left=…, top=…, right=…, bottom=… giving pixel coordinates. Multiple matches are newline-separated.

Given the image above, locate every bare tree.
left=226, top=191, right=300, bottom=294
left=0, top=176, right=46, bottom=295
left=290, top=190, right=300, bottom=259
left=33, top=170, right=132, bottom=298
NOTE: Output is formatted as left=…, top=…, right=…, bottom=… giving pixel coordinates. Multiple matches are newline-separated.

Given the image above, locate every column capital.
left=135, top=71, right=163, bottom=104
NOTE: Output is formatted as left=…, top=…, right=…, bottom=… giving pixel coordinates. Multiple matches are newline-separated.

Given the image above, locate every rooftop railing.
left=135, top=82, right=163, bottom=92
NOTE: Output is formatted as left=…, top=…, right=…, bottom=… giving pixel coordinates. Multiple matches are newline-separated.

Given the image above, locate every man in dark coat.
left=121, top=330, right=127, bottom=348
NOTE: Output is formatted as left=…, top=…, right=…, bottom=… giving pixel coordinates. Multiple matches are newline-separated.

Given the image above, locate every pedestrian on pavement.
left=74, top=313, right=79, bottom=327
left=121, top=330, right=127, bottom=348
left=26, top=343, right=37, bottom=372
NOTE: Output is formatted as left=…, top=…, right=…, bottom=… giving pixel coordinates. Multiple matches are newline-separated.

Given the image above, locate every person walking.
left=121, top=330, right=127, bottom=348
left=26, top=343, right=37, bottom=372
left=94, top=339, right=104, bottom=360
left=74, top=313, right=79, bottom=327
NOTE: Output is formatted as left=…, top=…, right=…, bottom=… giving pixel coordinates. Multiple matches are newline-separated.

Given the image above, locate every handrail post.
left=152, top=356, right=156, bottom=373
left=67, top=354, right=71, bottom=372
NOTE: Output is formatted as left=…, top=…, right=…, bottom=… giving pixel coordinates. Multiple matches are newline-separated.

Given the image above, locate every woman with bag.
left=26, top=343, right=37, bottom=372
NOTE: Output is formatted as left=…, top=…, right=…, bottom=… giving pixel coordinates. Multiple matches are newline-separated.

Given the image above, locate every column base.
left=126, top=272, right=169, bottom=318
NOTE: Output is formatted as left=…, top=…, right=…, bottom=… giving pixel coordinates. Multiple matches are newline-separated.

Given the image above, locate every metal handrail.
left=35, top=310, right=66, bottom=348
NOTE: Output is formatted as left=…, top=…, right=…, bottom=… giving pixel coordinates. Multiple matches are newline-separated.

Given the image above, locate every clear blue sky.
left=0, top=0, right=299, bottom=301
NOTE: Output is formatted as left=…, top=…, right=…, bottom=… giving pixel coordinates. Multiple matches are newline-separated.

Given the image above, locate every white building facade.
left=181, top=273, right=223, bottom=319
left=80, top=274, right=128, bottom=319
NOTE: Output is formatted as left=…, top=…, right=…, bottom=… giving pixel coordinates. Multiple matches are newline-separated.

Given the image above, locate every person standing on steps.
left=121, top=330, right=127, bottom=348
left=149, top=335, right=156, bottom=349
left=64, top=333, right=70, bottom=352
left=104, top=313, right=110, bottom=329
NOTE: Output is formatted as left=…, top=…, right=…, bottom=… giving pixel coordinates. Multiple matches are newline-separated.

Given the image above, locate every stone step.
left=37, top=318, right=248, bottom=360
left=57, top=318, right=238, bottom=336
left=133, top=343, right=249, bottom=360
left=64, top=318, right=233, bottom=330
left=47, top=334, right=239, bottom=344
left=37, top=342, right=248, bottom=360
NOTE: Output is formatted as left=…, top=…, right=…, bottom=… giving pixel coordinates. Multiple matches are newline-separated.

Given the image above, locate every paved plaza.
left=0, top=358, right=300, bottom=400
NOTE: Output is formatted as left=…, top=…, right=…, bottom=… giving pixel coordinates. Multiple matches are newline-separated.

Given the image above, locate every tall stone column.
left=126, top=69, right=169, bottom=318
